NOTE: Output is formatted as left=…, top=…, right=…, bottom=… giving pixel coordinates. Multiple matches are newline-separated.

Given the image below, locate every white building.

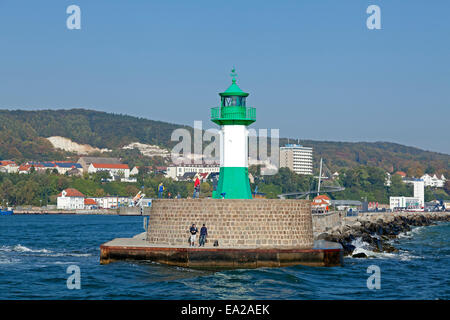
left=389, top=197, right=422, bottom=211
left=88, top=163, right=130, bottom=178
left=420, top=174, right=446, bottom=188
left=390, top=179, right=425, bottom=211
left=57, top=188, right=85, bottom=210
left=165, top=163, right=220, bottom=180
left=93, top=196, right=132, bottom=209
left=0, top=161, right=19, bottom=173
left=279, top=144, right=313, bottom=175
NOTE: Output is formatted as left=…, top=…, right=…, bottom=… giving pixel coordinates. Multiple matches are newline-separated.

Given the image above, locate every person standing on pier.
left=199, top=224, right=208, bottom=247
left=158, top=183, right=164, bottom=199
left=189, top=224, right=198, bottom=247
left=193, top=177, right=200, bottom=198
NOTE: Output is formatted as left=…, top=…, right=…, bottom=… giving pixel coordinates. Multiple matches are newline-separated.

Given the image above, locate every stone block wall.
left=147, top=199, right=313, bottom=248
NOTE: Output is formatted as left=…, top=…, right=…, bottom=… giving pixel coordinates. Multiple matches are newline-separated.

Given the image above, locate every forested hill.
left=0, top=109, right=448, bottom=175
left=0, top=109, right=192, bottom=160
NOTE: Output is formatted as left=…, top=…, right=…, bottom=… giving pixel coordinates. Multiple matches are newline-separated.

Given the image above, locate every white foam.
left=349, top=237, right=418, bottom=260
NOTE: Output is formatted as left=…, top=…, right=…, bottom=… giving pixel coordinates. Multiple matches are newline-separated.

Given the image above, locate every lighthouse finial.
left=230, top=67, right=237, bottom=83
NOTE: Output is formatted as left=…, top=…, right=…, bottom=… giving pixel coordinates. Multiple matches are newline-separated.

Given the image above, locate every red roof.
left=92, top=163, right=129, bottom=169
left=19, top=165, right=31, bottom=171
left=394, top=171, right=407, bottom=177
left=314, top=195, right=331, bottom=201
left=0, top=160, right=16, bottom=166
left=84, top=198, right=97, bottom=205
left=58, top=188, right=85, bottom=197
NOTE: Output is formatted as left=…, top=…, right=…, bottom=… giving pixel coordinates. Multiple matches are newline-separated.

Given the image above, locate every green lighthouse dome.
left=211, top=68, right=256, bottom=126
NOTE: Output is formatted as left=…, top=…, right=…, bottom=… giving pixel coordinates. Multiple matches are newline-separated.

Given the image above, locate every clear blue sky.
left=1, top=0, right=449, bottom=154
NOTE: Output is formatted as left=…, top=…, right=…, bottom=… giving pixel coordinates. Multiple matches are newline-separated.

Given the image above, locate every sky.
left=0, top=0, right=449, bottom=155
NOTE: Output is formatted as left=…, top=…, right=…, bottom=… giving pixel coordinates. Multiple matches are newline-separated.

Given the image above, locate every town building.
left=165, top=163, right=220, bottom=180
left=84, top=198, right=97, bottom=209
left=57, top=188, right=85, bottom=210
left=78, top=157, right=121, bottom=172
left=93, top=196, right=132, bottom=209
left=420, top=173, right=446, bottom=188
left=311, top=194, right=331, bottom=213
left=88, top=163, right=130, bottom=178
left=0, top=160, right=19, bottom=173
left=390, top=178, right=425, bottom=211
left=279, top=144, right=313, bottom=175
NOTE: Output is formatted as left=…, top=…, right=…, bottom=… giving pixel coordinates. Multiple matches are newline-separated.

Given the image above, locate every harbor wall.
left=147, top=199, right=313, bottom=248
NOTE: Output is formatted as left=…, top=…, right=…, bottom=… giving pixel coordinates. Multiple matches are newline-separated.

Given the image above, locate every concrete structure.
left=165, top=163, right=220, bottom=180
left=279, top=144, right=313, bottom=175
left=57, top=188, right=85, bottom=210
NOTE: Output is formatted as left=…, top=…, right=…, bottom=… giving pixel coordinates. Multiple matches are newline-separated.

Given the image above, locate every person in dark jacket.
left=189, top=224, right=198, bottom=247
left=199, top=224, right=207, bottom=247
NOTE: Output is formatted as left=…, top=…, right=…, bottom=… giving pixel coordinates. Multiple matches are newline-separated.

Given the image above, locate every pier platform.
left=100, top=233, right=343, bottom=268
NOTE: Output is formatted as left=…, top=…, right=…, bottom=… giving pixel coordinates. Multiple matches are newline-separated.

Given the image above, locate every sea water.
left=0, top=215, right=448, bottom=299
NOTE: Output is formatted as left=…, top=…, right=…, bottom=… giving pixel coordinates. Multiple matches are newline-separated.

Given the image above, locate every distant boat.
left=0, top=207, right=14, bottom=215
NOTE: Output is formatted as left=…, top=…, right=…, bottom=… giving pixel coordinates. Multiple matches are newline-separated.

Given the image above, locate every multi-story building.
left=57, top=188, right=85, bottom=210
left=279, top=144, right=313, bottom=175
left=420, top=174, right=446, bottom=188
left=390, top=178, right=425, bottom=211
left=165, top=163, right=220, bottom=180
left=0, top=160, right=19, bottom=173
left=78, top=157, right=122, bottom=172
left=88, top=163, right=130, bottom=178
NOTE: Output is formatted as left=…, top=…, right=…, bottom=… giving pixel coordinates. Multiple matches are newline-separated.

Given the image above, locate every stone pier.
left=100, top=199, right=343, bottom=268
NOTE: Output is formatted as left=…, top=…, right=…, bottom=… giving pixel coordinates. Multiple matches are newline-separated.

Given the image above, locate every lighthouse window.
left=222, top=96, right=246, bottom=107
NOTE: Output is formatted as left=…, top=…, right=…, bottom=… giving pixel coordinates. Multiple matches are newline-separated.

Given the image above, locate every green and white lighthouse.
left=211, top=69, right=256, bottom=199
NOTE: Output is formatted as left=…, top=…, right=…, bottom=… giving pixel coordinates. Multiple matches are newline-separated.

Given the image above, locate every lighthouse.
left=211, top=69, right=256, bottom=199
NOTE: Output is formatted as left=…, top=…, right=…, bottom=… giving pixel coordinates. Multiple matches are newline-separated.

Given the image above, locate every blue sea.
left=0, top=215, right=448, bottom=299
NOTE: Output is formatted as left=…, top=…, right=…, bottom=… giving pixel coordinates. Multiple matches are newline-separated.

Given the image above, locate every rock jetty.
left=315, top=212, right=450, bottom=258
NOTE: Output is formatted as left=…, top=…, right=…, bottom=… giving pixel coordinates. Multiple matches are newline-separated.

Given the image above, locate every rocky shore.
left=315, top=211, right=450, bottom=258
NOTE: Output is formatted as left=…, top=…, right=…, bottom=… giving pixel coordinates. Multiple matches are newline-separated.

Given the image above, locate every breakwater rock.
left=314, top=212, right=450, bottom=258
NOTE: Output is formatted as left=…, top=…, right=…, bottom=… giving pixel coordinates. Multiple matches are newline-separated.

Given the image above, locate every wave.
left=0, top=245, right=91, bottom=257
left=349, top=237, right=419, bottom=261
left=0, top=244, right=52, bottom=253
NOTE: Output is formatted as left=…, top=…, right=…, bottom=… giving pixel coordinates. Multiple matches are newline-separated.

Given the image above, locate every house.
left=88, top=163, right=130, bottom=178
left=311, top=195, right=331, bottom=213
left=394, top=171, right=407, bottom=178
left=420, top=173, right=446, bottom=188
left=18, top=164, right=32, bottom=174
left=84, top=198, right=97, bottom=209
left=57, top=188, right=85, bottom=210
left=78, top=157, right=122, bottom=172
left=0, top=160, right=19, bottom=173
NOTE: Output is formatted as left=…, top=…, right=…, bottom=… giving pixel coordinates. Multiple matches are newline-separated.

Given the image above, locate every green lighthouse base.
left=213, top=167, right=252, bottom=199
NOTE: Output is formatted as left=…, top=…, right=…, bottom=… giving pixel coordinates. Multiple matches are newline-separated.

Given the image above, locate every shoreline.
left=314, top=211, right=450, bottom=258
